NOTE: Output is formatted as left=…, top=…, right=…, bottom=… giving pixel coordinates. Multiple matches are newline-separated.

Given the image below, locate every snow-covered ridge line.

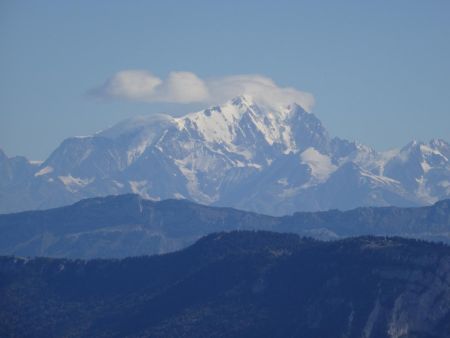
left=1, top=95, right=449, bottom=215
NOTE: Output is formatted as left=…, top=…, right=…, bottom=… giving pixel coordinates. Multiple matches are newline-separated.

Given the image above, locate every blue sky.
left=1, top=0, right=449, bottom=159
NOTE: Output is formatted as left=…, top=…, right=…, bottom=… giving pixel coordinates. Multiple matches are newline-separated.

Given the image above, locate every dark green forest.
left=1, top=231, right=449, bottom=337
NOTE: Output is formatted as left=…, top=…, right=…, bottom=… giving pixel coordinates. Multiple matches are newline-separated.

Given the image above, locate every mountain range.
left=1, top=95, right=449, bottom=215
left=1, top=231, right=449, bottom=338
left=1, top=193, right=449, bottom=259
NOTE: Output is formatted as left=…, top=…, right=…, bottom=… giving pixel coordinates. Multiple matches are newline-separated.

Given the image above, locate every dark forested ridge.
left=0, top=194, right=449, bottom=258
left=0, top=231, right=449, bottom=338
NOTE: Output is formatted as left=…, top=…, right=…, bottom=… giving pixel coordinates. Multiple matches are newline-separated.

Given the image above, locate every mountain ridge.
left=1, top=193, right=449, bottom=259
left=1, top=95, right=449, bottom=214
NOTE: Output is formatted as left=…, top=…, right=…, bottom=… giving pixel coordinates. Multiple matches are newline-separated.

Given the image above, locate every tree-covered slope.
left=0, top=231, right=449, bottom=338
left=0, top=194, right=449, bottom=258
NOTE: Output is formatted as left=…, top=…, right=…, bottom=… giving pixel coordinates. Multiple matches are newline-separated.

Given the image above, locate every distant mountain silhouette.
left=0, top=194, right=449, bottom=258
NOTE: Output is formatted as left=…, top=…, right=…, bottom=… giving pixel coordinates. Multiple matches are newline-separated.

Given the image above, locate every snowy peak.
left=387, top=139, right=449, bottom=173
left=98, top=113, right=175, bottom=140
left=1, top=96, right=449, bottom=215
left=175, top=95, right=313, bottom=152
left=90, top=95, right=324, bottom=160
left=382, top=139, right=450, bottom=204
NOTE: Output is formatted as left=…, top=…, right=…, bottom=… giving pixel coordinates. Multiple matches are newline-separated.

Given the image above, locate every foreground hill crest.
left=1, top=231, right=449, bottom=338
left=1, top=95, right=449, bottom=214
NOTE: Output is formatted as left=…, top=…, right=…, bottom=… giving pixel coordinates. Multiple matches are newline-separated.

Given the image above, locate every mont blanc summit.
left=1, top=96, right=449, bottom=215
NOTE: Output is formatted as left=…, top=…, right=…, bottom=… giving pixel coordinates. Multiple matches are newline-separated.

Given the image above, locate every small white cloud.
left=163, top=71, right=209, bottom=103
left=98, top=70, right=162, bottom=101
left=92, top=70, right=314, bottom=111
left=92, top=70, right=207, bottom=104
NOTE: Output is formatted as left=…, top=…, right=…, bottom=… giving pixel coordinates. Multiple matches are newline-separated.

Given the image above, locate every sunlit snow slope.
left=1, top=95, right=449, bottom=215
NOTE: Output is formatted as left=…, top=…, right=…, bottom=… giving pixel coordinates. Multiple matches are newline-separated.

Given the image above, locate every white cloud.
left=98, top=70, right=162, bottom=101
left=208, top=74, right=314, bottom=111
left=92, top=70, right=207, bottom=104
left=163, top=71, right=209, bottom=103
left=92, top=70, right=314, bottom=111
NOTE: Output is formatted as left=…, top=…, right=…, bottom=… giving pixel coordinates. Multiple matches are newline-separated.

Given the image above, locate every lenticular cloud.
left=91, top=70, right=314, bottom=111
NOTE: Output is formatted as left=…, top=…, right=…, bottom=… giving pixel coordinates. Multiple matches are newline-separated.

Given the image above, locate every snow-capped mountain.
left=1, top=95, right=449, bottom=215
